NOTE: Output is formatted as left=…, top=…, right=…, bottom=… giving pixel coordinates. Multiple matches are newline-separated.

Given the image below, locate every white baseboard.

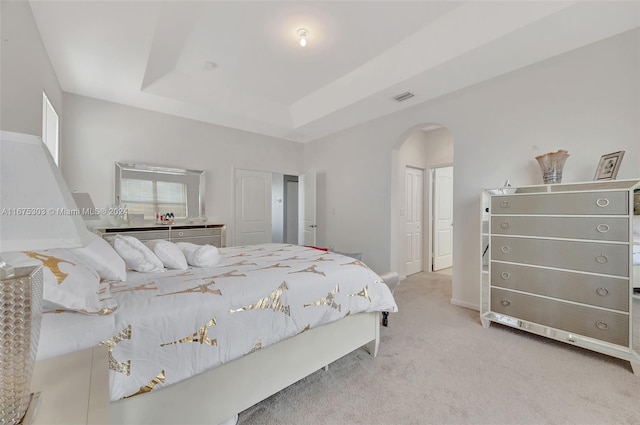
left=450, top=298, right=479, bottom=311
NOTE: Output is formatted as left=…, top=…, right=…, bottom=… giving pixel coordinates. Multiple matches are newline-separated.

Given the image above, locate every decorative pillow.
left=144, top=239, right=188, bottom=270
left=112, top=235, right=165, bottom=273
left=1, top=250, right=118, bottom=315
left=70, top=233, right=127, bottom=282
left=175, top=242, right=221, bottom=268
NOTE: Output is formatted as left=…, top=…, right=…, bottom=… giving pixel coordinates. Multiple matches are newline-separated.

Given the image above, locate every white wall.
left=305, top=28, right=639, bottom=309
left=0, top=1, right=62, bottom=136
left=61, top=94, right=304, bottom=246
left=397, top=128, right=454, bottom=277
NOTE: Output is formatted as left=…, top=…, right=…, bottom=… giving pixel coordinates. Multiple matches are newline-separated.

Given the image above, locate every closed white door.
left=404, top=167, right=423, bottom=275
left=234, top=169, right=272, bottom=246
left=298, top=171, right=316, bottom=246
left=433, top=166, right=453, bottom=271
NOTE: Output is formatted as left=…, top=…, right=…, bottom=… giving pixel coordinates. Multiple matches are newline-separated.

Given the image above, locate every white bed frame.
left=111, top=311, right=380, bottom=425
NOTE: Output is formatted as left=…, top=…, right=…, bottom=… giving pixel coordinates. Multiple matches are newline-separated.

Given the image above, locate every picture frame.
left=594, top=150, right=625, bottom=180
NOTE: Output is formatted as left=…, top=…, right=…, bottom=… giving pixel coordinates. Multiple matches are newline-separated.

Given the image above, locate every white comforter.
left=104, top=243, right=397, bottom=400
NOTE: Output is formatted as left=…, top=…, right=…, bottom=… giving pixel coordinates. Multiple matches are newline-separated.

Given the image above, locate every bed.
left=26, top=242, right=397, bottom=424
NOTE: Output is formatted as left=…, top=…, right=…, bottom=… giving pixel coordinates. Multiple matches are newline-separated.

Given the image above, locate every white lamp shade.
left=0, top=131, right=93, bottom=252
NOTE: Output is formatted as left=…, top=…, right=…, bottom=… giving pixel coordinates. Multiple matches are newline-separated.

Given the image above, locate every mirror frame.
left=115, top=162, right=206, bottom=221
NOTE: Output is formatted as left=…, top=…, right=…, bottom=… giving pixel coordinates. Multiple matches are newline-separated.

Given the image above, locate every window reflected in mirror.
left=115, top=162, right=205, bottom=222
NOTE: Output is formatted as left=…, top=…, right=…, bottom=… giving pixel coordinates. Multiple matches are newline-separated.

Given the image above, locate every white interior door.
left=433, top=166, right=453, bottom=271
left=298, top=171, right=316, bottom=246
left=404, top=167, right=423, bottom=276
left=234, top=169, right=272, bottom=246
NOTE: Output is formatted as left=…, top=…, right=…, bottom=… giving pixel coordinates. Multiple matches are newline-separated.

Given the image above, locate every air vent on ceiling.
left=393, top=92, right=414, bottom=102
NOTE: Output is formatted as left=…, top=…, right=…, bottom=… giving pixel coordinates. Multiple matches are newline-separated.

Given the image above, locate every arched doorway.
left=390, top=123, right=454, bottom=279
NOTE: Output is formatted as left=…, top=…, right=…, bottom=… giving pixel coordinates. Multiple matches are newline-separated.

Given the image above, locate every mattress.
left=101, top=243, right=397, bottom=400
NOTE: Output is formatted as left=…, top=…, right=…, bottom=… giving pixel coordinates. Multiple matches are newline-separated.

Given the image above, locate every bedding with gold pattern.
left=102, top=243, right=397, bottom=401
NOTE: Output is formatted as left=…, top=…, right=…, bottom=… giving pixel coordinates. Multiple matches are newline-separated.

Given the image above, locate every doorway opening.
left=393, top=124, right=454, bottom=279
left=234, top=169, right=314, bottom=247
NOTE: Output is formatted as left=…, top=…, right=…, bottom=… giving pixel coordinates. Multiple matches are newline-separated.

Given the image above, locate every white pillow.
left=144, top=239, right=188, bottom=270
left=70, top=233, right=127, bottom=281
left=175, top=242, right=221, bottom=268
left=1, top=250, right=118, bottom=315
left=112, top=235, right=165, bottom=273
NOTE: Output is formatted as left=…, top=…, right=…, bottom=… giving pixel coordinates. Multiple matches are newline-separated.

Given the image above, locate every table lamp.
left=0, top=131, right=93, bottom=424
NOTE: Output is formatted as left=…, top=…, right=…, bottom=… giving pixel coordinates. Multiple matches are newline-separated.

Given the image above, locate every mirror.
left=115, top=162, right=205, bottom=222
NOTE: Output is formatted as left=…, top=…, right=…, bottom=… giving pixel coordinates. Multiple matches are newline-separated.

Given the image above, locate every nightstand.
left=30, top=345, right=110, bottom=425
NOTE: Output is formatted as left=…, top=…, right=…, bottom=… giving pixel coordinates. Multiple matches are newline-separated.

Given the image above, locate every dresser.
left=481, top=179, right=640, bottom=373
left=94, top=223, right=226, bottom=247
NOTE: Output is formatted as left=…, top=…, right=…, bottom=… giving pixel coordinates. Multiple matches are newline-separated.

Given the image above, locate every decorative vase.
left=535, top=150, right=569, bottom=184
left=0, top=265, right=43, bottom=424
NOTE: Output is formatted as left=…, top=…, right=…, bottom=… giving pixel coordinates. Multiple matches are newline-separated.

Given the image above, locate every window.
left=42, top=92, right=59, bottom=165
left=120, top=178, right=187, bottom=219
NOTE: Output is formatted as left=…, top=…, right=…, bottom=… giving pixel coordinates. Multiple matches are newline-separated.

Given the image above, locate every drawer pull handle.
left=500, top=272, right=511, bottom=280
left=595, top=254, right=608, bottom=264
left=595, top=321, right=609, bottom=331
left=500, top=299, right=511, bottom=307
left=178, top=231, right=184, bottom=237
left=500, top=200, right=511, bottom=209
left=500, top=246, right=510, bottom=254
left=500, top=222, right=511, bottom=229
left=596, top=224, right=610, bottom=233
left=596, top=198, right=610, bottom=208
left=596, top=287, right=609, bottom=297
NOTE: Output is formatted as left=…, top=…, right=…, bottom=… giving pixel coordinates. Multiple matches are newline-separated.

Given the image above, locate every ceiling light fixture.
left=297, top=28, right=309, bottom=47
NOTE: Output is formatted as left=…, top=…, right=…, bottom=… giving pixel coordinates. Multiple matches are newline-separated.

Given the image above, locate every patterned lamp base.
left=0, top=265, right=43, bottom=425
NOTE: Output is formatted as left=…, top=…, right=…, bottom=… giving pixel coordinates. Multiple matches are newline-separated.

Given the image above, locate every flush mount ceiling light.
left=297, top=28, right=309, bottom=47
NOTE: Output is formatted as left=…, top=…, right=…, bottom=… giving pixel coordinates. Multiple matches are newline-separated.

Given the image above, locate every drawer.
left=172, top=236, right=222, bottom=247
left=170, top=227, right=221, bottom=239
left=491, top=236, right=629, bottom=276
left=491, top=191, right=628, bottom=215
left=491, top=216, right=628, bottom=242
left=491, top=262, right=629, bottom=311
left=103, top=230, right=169, bottom=241
left=491, top=288, right=629, bottom=346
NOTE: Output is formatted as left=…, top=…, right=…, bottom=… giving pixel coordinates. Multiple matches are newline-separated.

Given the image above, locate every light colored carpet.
left=237, top=272, right=640, bottom=425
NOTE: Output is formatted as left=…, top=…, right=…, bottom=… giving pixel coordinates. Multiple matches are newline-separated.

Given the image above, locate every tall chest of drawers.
left=480, top=179, right=640, bottom=373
